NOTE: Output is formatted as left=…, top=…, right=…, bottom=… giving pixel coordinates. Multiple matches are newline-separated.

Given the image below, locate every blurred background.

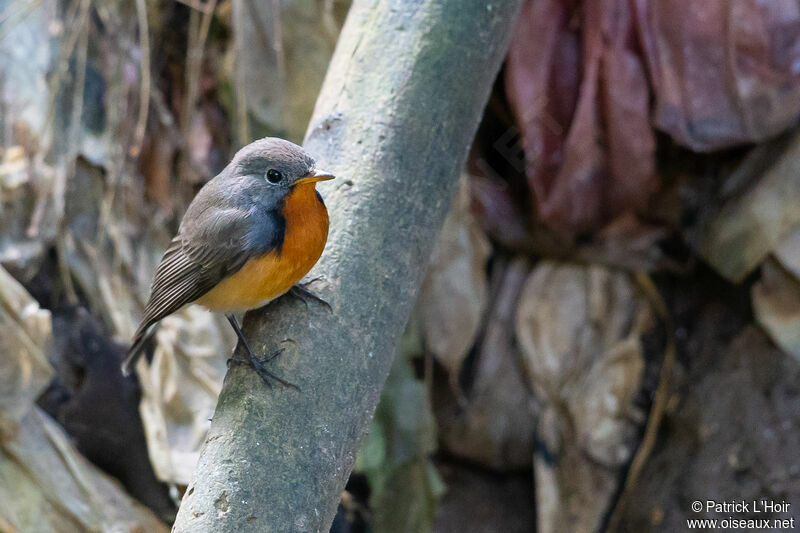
left=1, top=0, right=800, bottom=531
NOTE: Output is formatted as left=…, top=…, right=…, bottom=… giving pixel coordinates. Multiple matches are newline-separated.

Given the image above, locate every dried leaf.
left=140, top=123, right=178, bottom=214
left=699, top=130, right=800, bottom=282
left=0, top=1, right=54, bottom=142
left=635, top=0, right=800, bottom=151
left=137, top=306, right=234, bottom=484
left=62, top=160, right=159, bottom=340
left=573, top=214, right=672, bottom=272
left=468, top=174, right=532, bottom=252
left=515, top=261, right=649, bottom=533
left=752, top=259, right=800, bottom=363
left=775, top=228, right=800, bottom=279
left=601, top=3, right=658, bottom=213
left=0, top=147, right=58, bottom=278
left=0, top=265, right=53, bottom=431
left=229, top=0, right=348, bottom=142
left=505, top=0, right=656, bottom=230
left=417, top=177, right=490, bottom=385
left=436, top=258, right=536, bottom=470
left=0, top=408, right=167, bottom=532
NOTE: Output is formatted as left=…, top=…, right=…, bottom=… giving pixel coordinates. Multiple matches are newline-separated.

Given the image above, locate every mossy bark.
left=172, top=1, right=522, bottom=531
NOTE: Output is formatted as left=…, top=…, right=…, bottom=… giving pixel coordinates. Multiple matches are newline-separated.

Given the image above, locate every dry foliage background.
left=1, top=0, right=800, bottom=532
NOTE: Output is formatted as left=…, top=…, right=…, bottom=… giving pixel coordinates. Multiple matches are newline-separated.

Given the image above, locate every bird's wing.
left=122, top=206, right=282, bottom=374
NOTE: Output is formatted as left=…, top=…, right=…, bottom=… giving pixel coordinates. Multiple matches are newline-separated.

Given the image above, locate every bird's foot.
left=227, top=348, right=299, bottom=391
left=225, top=313, right=299, bottom=390
left=290, top=280, right=332, bottom=311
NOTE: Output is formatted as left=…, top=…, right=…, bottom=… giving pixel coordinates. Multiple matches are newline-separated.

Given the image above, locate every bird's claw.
left=225, top=313, right=299, bottom=390
left=290, top=282, right=332, bottom=311
left=229, top=347, right=299, bottom=391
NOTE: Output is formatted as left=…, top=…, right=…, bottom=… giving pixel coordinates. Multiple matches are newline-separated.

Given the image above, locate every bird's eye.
left=266, top=169, right=283, bottom=183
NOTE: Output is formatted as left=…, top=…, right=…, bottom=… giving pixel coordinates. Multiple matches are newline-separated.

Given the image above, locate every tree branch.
left=172, top=1, right=522, bottom=531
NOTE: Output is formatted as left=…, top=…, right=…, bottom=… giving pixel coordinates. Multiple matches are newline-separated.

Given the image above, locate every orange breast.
left=196, top=183, right=329, bottom=312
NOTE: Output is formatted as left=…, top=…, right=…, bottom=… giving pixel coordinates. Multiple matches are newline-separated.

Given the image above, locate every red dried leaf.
left=634, top=0, right=800, bottom=151
left=506, top=0, right=657, bottom=231
left=601, top=0, right=658, bottom=213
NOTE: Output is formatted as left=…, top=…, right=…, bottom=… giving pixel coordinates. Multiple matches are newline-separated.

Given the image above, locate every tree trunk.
left=172, top=1, right=523, bottom=531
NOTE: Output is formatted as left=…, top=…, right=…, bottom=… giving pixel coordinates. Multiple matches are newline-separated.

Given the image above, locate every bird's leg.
left=289, top=278, right=332, bottom=311
left=225, top=314, right=299, bottom=390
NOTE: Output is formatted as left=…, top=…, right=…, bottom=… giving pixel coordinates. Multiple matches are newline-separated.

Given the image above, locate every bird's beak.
left=295, top=169, right=335, bottom=185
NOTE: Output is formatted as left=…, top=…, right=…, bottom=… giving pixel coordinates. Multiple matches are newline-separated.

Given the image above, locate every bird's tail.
left=121, top=323, right=156, bottom=376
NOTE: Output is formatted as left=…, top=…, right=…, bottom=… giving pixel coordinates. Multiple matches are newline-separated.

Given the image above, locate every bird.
left=122, top=137, right=334, bottom=386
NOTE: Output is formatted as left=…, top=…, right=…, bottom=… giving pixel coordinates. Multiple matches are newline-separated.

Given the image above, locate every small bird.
left=122, top=137, right=334, bottom=385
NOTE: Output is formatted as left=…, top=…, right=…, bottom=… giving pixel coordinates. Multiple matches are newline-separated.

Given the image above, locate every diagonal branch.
left=172, top=1, right=523, bottom=531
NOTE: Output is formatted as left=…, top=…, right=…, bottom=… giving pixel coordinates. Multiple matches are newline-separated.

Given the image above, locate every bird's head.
left=229, top=137, right=334, bottom=204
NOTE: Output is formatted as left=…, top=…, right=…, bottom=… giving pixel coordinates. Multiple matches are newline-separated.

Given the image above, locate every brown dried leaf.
left=418, top=177, right=491, bottom=384
left=515, top=261, right=649, bottom=533
left=0, top=148, right=58, bottom=278
left=573, top=213, right=672, bottom=272
left=0, top=408, right=168, bottom=532
left=436, top=258, right=536, bottom=471
left=752, top=259, right=800, bottom=363
left=137, top=306, right=235, bottom=484
left=141, top=123, right=178, bottom=214
left=775, top=229, right=800, bottom=279
left=468, top=174, right=532, bottom=252
left=0, top=265, right=53, bottom=431
left=699, top=130, right=800, bottom=282
left=230, top=0, right=348, bottom=142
